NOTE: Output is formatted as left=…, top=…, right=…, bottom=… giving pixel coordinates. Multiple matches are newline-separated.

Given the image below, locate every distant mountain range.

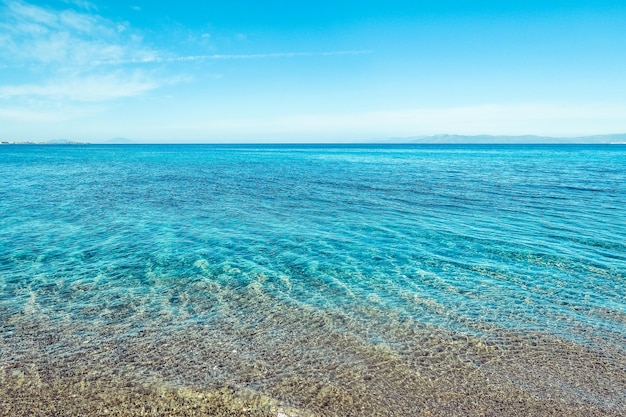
left=5, top=134, right=626, bottom=145
left=86, top=134, right=626, bottom=144
left=383, top=134, right=626, bottom=144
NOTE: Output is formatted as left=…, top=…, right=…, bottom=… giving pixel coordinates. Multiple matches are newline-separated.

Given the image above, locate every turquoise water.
left=1, top=144, right=625, bottom=415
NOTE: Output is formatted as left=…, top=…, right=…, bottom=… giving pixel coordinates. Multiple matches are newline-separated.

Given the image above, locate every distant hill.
left=46, top=138, right=74, bottom=144
left=384, top=134, right=626, bottom=144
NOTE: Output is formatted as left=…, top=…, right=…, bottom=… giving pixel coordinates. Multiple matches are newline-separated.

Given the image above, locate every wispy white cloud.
left=0, top=71, right=160, bottom=102
left=173, top=50, right=372, bottom=61
left=6, top=102, right=623, bottom=142
left=0, top=0, right=369, bottom=106
left=91, top=50, right=372, bottom=65
left=0, top=0, right=162, bottom=105
left=164, top=103, right=626, bottom=141
left=0, top=0, right=374, bottom=133
left=281, top=103, right=626, bottom=137
left=1, top=1, right=370, bottom=68
left=0, top=105, right=95, bottom=122
left=62, top=0, right=98, bottom=12
left=0, top=0, right=155, bottom=66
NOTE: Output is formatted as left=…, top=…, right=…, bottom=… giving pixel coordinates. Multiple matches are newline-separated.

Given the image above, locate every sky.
left=1, top=0, right=626, bottom=143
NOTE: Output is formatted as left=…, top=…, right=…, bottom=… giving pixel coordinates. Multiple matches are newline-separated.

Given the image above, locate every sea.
left=1, top=144, right=625, bottom=416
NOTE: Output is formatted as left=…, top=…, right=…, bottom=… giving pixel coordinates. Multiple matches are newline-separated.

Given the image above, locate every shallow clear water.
left=1, top=144, right=625, bottom=416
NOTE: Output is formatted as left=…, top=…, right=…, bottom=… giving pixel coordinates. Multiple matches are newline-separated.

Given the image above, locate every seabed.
left=2, top=287, right=624, bottom=416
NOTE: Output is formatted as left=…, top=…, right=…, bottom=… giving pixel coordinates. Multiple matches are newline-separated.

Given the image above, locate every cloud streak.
left=61, top=0, right=98, bottom=12
left=0, top=71, right=160, bottom=102
left=0, top=0, right=155, bottom=67
left=1, top=1, right=370, bottom=68
left=0, top=0, right=161, bottom=103
left=276, top=103, right=626, bottom=137
left=0, top=1, right=370, bottom=107
left=166, top=50, right=372, bottom=61
left=162, top=103, right=626, bottom=141
left=0, top=106, right=93, bottom=122
left=91, top=50, right=372, bottom=65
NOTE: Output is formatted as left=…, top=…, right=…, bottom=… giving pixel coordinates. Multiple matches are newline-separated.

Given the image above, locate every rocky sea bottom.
left=1, top=275, right=624, bottom=416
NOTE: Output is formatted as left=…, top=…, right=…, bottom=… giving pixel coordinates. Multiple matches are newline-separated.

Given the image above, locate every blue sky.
left=1, top=0, right=626, bottom=142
